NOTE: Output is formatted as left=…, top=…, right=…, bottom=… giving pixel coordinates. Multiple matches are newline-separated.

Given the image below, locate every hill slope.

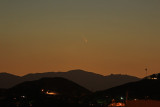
left=3, top=77, right=91, bottom=107
left=0, top=73, right=23, bottom=88
left=9, top=77, right=91, bottom=97
left=93, top=79, right=160, bottom=101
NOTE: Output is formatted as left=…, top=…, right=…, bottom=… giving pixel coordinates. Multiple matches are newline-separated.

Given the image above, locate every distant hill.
left=9, top=77, right=91, bottom=98
left=0, top=70, right=140, bottom=91
left=0, top=73, right=23, bottom=88
left=4, top=77, right=91, bottom=107
left=92, top=79, right=160, bottom=103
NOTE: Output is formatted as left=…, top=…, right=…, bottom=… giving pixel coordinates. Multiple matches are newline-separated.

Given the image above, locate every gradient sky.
left=0, top=0, right=160, bottom=77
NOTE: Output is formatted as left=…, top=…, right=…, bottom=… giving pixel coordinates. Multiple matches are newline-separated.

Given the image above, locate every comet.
left=82, top=37, right=88, bottom=44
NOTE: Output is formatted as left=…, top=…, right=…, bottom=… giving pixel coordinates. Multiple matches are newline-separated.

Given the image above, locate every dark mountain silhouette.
left=9, top=77, right=91, bottom=97
left=0, top=88, right=7, bottom=98
left=3, top=77, right=91, bottom=107
left=0, top=70, right=140, bottom=91
left=92, top=79, right=160, bottom=103
left=145, top=73, right=160, bottom=79
left=0, top=73, right=23, bottom=88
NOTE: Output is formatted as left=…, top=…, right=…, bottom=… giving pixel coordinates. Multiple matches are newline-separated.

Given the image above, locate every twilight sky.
left=0, top=0, right=160, bottom=77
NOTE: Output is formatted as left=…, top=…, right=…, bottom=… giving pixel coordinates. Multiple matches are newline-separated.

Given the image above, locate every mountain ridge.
left=0, top=69, right=140, bottom=91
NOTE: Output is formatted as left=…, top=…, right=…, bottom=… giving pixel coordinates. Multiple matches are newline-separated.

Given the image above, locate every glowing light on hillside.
left=41, top=89, right=58, bottom=95
left=120, top=97, right=124, bottom=100
left=46, top=91, right=57, bottom=95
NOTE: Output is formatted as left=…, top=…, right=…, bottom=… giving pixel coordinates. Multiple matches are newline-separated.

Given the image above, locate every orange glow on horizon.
left=0, top=1, right=160, bottom=78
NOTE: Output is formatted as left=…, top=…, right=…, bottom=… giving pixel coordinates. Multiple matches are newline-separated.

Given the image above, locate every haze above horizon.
left=0, top=0, right=160, bottom=78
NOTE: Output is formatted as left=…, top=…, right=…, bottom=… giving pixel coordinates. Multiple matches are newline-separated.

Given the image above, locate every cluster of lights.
left=108, top=98, right=125, bottom=107
left=108, top=102, right=125, bottom=107
left=151, top=77, right=157, bottom=80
